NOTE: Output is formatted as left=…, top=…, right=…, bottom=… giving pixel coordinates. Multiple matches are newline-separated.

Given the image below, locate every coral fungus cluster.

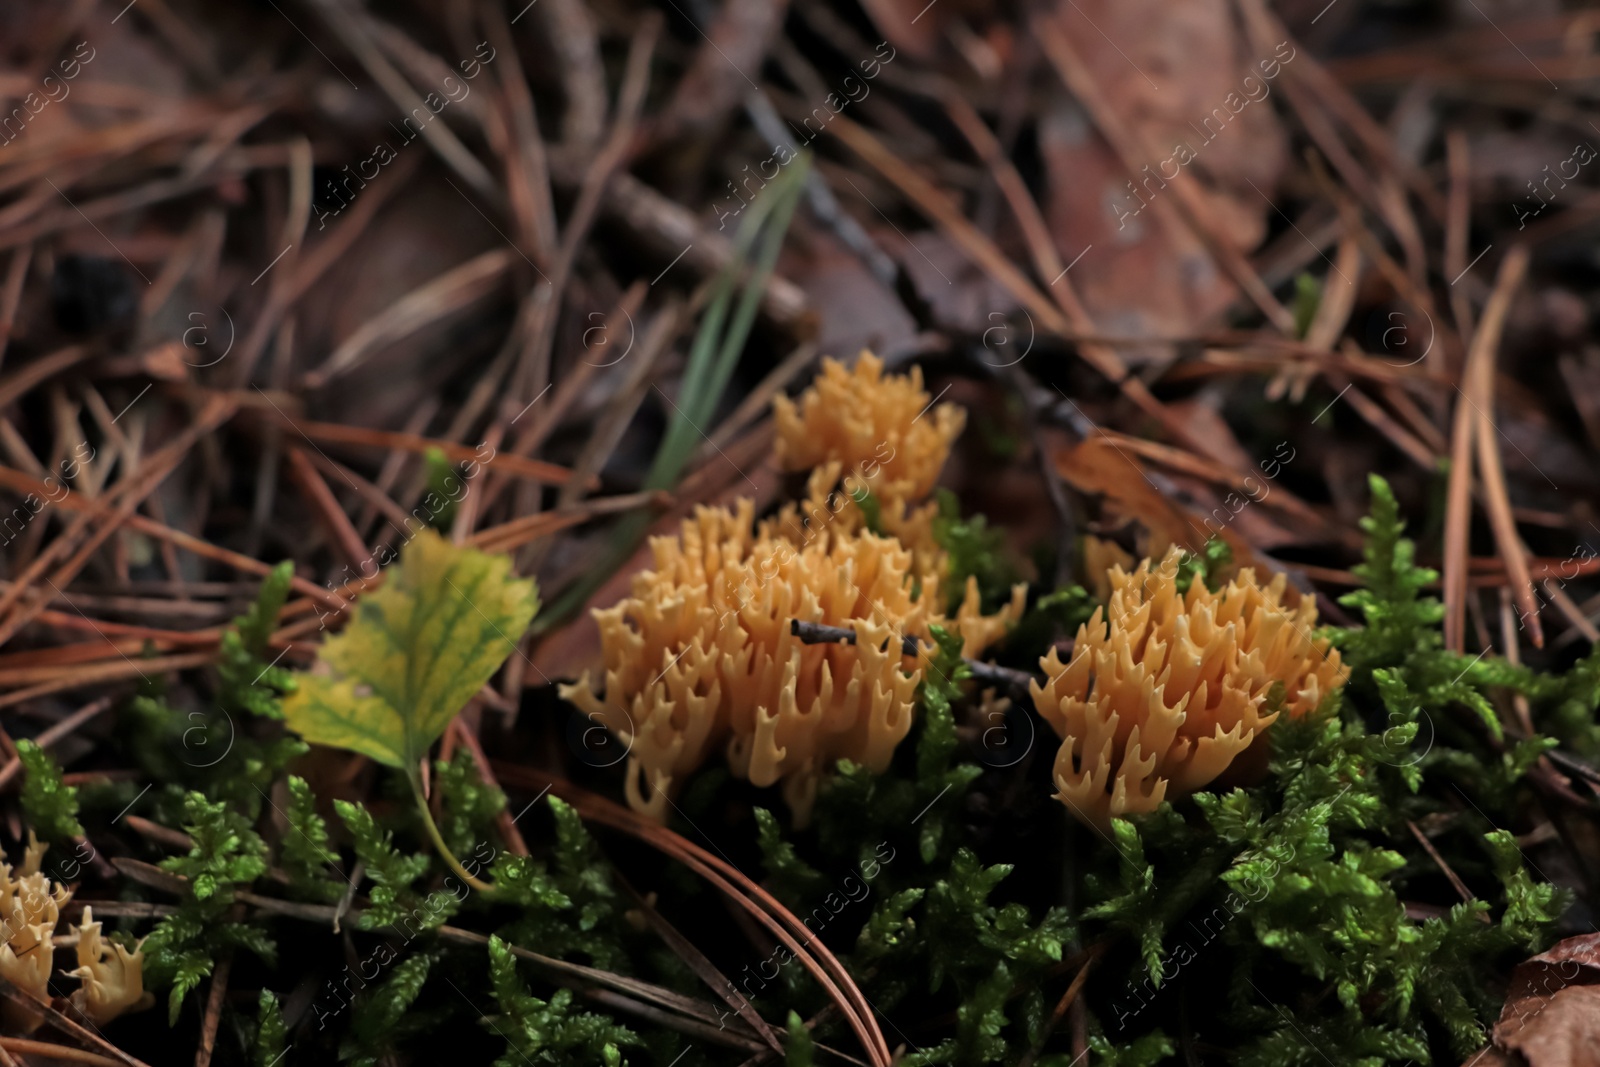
left=770, top=352, right=963, bottom=578
left=772, top=351, right=963, bottom=511
left=67, top=906, right=152, bottom=1026
left=0, top=834, right=66, bottom=1032
left=563, top=352, right=1022, bottom=821
left=1032, top=548, right=1348, bottom=831
left=0, top=834, right=148, bottom=1032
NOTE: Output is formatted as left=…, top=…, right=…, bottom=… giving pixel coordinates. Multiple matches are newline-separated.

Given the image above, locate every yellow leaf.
left=283, top=530, right=538, bottom=768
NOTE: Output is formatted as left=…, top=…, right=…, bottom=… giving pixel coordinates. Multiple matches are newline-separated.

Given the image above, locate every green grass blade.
left=539, top=154, right=812, bottom=629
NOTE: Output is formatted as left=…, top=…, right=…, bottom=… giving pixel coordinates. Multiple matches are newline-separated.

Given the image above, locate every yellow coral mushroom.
left=566, top=355, right=1027, bottom=822
left=772, top=352, right=963, bottom=578
left=0, top=833, right=71, bottom=1032
left=561, top=501, right=1023, bottom=823
left=1032, top=547, right=1348, bottom=831
left=67, top=906, right=151, bottom=1026
left=773, top=351, right=964, bottom=508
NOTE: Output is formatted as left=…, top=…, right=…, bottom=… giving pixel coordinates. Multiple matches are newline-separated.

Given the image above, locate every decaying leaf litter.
left=1, top=0, right=1599, bottom=1065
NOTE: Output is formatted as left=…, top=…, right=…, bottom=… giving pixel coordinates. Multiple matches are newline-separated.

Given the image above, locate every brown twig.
left=789, top=619, right=1040, bottom=698
left=0, top=394, right=237, bottom=647
left=192, top=951, right=231, bottom=1067
left=302, top=249, right=517, bottom=390
left=0, top=1037, right=124, bottom=1066
left=240, top=404, right=588, bottom=488
left=229, top=890, right=765, bottom=1050
left=0, top=986, right=152, bottom=1067
left=1016, top=942, right=1107, bottom=1067
left=508, top=12, right=656, bottom=419
left=479, top=0, right=557, bottom=261
left=1471, top=248, right=1539, bottom=647
left=1405, top=820, right=1488, bottom=921
left=493, top=768, right=894, bottom=1067
left=0, top=697, right=110, bottom=790
left=615, top=875, right=785, bottom=1054
left=284, top=446, right=371, bottom=572
left=304, top=0, right=497, bottom=199
left=1442, top=245, right=1533, bottom=651
left=0, top=652, right=218, bottom=711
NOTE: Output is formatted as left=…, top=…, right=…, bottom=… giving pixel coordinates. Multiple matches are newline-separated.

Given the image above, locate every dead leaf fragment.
left=1464, top=933, right=1600, bottom=1067
left=1039, top=0, right=1288, bottom=342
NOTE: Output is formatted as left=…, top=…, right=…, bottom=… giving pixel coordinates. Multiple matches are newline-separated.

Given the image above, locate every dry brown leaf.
left=1464, top=933, right=1600, bottom=1067
left=1164, top=399, right=1254, bottom=470
left=1053, top=435, right=1297, bottom=596
left=1055, top=434, right=1207, bottom=556
left=878, top=229, right=1021, bottom=335
left=1039, top=0, right=1288, bottom=343
left=786, top=231, right=917, bottom=360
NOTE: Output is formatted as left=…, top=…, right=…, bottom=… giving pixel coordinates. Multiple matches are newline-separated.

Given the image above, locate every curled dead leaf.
left=1464, top=933, right=1600, bottom=1067
left=1039, top=0, right=1289, bottom=344
left=1053, top=435, right=1294, bottom=595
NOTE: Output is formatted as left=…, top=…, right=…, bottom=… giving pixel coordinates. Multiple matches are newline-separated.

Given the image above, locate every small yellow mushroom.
left=567, top=354, right=1027, bottom=823
left=0, top=833, right=71, bottom=1033
left=1080, top=536, right=1136, bottom=603
left=562, top=503, right=1022, bottom=823
left=1033, top=547, right=1348, bottom=831
left=67, top=906, right=152, bottom=1026
left=773, top=351, right=964, bottom=510
left=772, top=352, right=963, bottom=580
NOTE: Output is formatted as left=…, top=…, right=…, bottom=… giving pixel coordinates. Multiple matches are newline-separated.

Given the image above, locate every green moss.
left=216, top=560, right=296, bottom=720
left=932, top=490, right=1015, bottom=612
left=335, top=798, right=444, bottom=933
left=278, top=775, right=343, bottom=903
left=341, top=952, right=438, bottom=1066
left=142, top=791, right=275, bottom=1024
left=16, top=739, right=82, bottom=841
left=49, top=472, right=1593, bottom=1066
left=252, top=990, right=287, bottom=1067
left=483, top=934, right=638, bottom=1065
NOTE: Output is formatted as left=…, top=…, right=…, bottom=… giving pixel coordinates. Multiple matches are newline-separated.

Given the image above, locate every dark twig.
left=1016, top=942, right=1105, bottom=1067
left=1406, top=820, right=1490, bottom=922
left=0, top=696, right=111, bottom=790
left=193, top=950, right=231, bottom=1067
left=107, top=863, right=770, bottom=1054
left=0, top=985, right=153, bottom=1067
left=788, top=619, right=1040, bottom=698
left=1542, top=747, right=1600, bottom=790
left=614, top=875, right=785, bottom=1054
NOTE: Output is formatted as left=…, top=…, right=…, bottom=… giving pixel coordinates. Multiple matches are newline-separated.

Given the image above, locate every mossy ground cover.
left=12, top=476, right=1593, bottom=1065
left=2, top=4, right=1598, bottom=1065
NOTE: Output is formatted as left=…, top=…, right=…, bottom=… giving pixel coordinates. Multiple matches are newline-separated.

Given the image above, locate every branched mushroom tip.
left=0, top=833, right=69, bottom=1033
left=1034, top=547, right=1349, bottom=831
left=773, top=351, right=965, bottom=506
left=68, top=905, right=154, bottom=1026
left=772, top=351, right=965, bottom=577
left=561, top=504, right=1021, bottom=823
